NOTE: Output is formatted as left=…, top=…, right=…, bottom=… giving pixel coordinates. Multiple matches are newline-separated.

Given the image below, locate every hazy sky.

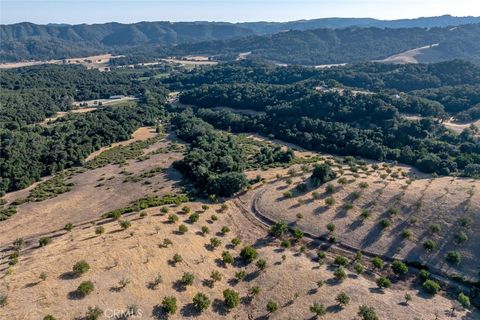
left=1, top=0, right=480, bottom=24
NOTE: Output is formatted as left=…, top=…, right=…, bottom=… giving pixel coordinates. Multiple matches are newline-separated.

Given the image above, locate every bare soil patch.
left=0, top=54, right=123, bottom=70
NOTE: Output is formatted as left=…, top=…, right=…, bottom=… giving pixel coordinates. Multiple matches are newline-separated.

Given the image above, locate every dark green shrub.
left=119, top=220, right=131, bottom=230
left=446, top=251, right=461, bottom=265
left=423, top=239, right=436, bottom=251
left=168, top=214, right=179, bottom=223
left=334, top=267, right=347, bottom=281
left=172, top=253, right=182, bottom=264
left=458, top=292, right=471, bottom=308
left=162, top=296, right=177, bottom=315
left=326, top=222, right=335, bottom=233
left=231, top=237, right=241, bottom=246
left=256, top=259, right=267, bottom=271
left=358, top=305, right=378, bottom=320
left=235, top=270, right=247, bottom=280
left=221, top=226, right=230, bottom=234
left=419, top=269, right=430, bottom=281
left=178, top=224, right=188, bottom=234
left=354, top=264, right=365, bottom=274
left=266, top=301, right=278, bottom=313
left=371, top=257, right=384, bottom=269
left=240, top=246, right=258, bottom=263
left=189, top=213, right=199, bottom=223
left=95, top=226, right=105, bottom=235
left=223, top=289, right=240, bottom=309
left=181, top=272, right=194, bottom=286
left=39, top=237, right=51, bottom=247
left=193, top=293, right=211, bottom=312
left=77, top=281, right=95, bottom=297
left=210, top=237, right=221, bottom=249
left=292, top=228, right=304, bottom=240
left=391, top=260, right=408, bottom=275
left=423, top=280, right=441, bottom=295
left=73, top=260, right=90, bottom=276
left=336, top=292, right=350, bottom=306
left=334, top=256, right=349, bottom=266
left=310, top=302, right=326, bottom=317
left=454, top=231, right=468, bottom=244
left=376, top=276, right=391, bottom=288
left=281, top=239, right=291, bottom=248
left=270, top=221, right=288, bottom=238
left=85, top=306, right=103, bottom=320
left=222, top=251, right=233, bottom=264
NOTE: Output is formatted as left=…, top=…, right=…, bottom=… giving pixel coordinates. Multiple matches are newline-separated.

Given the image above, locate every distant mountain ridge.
left=0, top=21, right=255, bottom=61
left=171, top=23, right=480, bottom=65
left=1, top=15, right=479, bottom=62
left=237, top=15, right=480, bottom=34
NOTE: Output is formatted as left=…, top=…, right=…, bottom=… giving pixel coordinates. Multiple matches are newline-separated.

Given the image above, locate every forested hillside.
left=173, top=61, right=480, bottom=178
left=0, top=65, right=167, bottom=194
left=166, top=60, right=480, bottom=120
left=0, top=21, right=254, bottom=62
left=1, top=20, right=480, bottom=64
left=237, top=15, right=480, bottom=35
left=0, top=65, right=150, bottom=127
left=172, top=24, right=480, bottom=64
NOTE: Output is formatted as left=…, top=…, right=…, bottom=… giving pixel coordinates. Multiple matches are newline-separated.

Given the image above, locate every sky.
left=1, top=0, right=480, bottom=25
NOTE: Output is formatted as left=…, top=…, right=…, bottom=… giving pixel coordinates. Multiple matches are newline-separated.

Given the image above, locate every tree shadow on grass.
left=67, top=290, right=84, bottom=300
left=326, top=305, right=342, bottom=313
left=151, top=305, right=169, bottom=320
left=172, top=280, right=187, bottom=292
left=58, top=271, right=77, bottom=280
left=212, top=299, right=229, bottom=316
left=180, top=303, right=201, bottom=317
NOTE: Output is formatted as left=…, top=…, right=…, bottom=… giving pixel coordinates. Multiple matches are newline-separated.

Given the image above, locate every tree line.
left=0, top=65, right=168, bottom=194
left=179, top=81, right=480, bottom=178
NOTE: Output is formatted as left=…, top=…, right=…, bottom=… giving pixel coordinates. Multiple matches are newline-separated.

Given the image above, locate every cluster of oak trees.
left=171, top=111, right=249, bottom=197
left=0, top=65, right=167, bottom=194
left=167, top=60, right=480, bottom=121
left=177, top=73, right=480, bottom=177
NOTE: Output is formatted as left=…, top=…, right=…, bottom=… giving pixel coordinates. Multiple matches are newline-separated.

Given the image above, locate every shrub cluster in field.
left=122, top=166, right=165, bottom=183
left=102, top=194, right=189, bottom=219
left=27, top=172, right=75, bottom=202
left=85, top=135, right=163, bottom=169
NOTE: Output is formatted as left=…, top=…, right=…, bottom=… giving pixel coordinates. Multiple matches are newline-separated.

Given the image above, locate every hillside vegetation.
left=172, top=24, right=480, bottom=64
left=0, top=58, right=479, bottom=319
left=172, top=60, right=480, bottom=178
left=2, top=20, right=480, bottom=65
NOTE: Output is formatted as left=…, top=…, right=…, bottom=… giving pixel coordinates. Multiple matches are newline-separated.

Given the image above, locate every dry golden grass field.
left=0, top=130, right=478, bottom=320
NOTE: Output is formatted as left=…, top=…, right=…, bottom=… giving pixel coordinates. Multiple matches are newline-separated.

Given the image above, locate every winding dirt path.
left=234, top=182, right=475, bottom=294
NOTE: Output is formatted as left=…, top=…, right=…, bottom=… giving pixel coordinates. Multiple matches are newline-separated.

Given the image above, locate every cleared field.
left=1, top=190, right=476, bottom=319
left=162, top=57, right=218, bottom=66
left=443, top=119, right=480, bottom=134
left=0, top=54, right=123, bottom=70
left=375, top=44, right=440, bottom=64
left=0, top=129, right=184, bottom=249
left=403, top=114, right=480, bottom=136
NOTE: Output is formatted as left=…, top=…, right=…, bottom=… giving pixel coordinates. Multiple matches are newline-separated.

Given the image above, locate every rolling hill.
left=1, top=16, right=480, bottom=63
left=172, top=23, right=480, bottom=65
